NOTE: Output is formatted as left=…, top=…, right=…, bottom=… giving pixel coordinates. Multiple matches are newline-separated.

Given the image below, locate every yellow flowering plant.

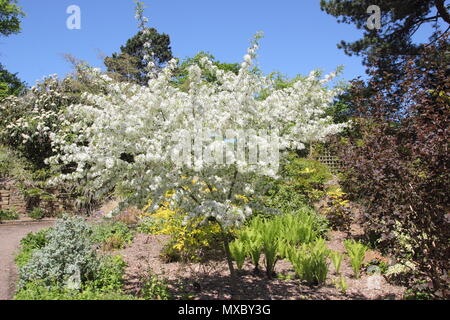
left=320, top=187, right=353, bottom=233
left=138, top=190, right=238, bottom=262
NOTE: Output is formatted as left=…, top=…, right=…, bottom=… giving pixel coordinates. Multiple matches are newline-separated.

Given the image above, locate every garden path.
left=0, top=220, right=55, bottom=300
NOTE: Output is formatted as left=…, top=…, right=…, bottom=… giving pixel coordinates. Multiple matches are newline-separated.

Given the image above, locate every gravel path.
left=0, top=221, right=55, bottom=300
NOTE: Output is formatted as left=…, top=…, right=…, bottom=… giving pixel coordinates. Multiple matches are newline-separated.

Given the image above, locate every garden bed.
left=118, top=232, right=405, bottom=300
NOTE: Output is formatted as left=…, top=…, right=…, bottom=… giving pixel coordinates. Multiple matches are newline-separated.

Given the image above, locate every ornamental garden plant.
left=1, top=0, right=448, bottom=301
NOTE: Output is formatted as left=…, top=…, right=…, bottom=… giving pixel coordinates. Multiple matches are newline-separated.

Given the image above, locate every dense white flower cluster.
left=48, top=35, right=347, bottom=228
left=0, top=70, right=110, bottom=168
left=0, top=75, right=69, bottom=150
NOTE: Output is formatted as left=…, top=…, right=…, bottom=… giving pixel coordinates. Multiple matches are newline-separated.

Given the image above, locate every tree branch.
left=227, top=167, right=239, bottom=200
left=436, top=0, right=450, bottom=25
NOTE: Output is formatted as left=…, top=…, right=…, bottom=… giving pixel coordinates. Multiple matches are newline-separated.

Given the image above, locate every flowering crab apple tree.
left=48, top=34, right=347, bottom=278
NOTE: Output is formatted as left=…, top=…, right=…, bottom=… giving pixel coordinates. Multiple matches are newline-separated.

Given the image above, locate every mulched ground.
left=117, top=231, right=405, bottom=300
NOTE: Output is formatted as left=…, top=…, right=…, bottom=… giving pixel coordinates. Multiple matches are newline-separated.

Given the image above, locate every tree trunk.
left=222, top=234, right=241, bottom=300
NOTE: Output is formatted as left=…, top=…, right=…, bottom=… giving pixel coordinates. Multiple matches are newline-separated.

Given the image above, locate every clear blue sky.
left=0, top=0, right=434, bottom=86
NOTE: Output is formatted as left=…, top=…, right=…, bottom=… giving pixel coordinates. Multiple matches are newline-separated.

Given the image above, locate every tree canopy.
left=104, top=29, right=172, bottom=85
left=0, top=0, right=25, bottom=99
left=0, top=63, right=25, bottom=99
left=320, top=0, right=450, bottom=78
left=171, top=51, right=241, bottom=89
left=0, top=0, right=24, bottom=36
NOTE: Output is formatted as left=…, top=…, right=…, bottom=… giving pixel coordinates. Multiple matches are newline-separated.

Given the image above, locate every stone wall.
left=0, top=178, right=75, bottom=216
left=0, top=179, right=27, bottom=214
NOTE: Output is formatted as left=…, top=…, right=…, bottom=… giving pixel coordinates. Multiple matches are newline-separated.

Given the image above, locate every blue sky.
left=0, top=0, right=437, bottom=86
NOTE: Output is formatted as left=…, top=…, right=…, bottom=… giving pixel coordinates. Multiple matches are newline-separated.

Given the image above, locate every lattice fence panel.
left=309, top=147, right=343, bottom=173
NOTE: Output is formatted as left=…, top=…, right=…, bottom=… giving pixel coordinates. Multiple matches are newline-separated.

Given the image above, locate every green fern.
left=288, top=238, right=330, bottom=285
left=330, top=251, right=343, bottom=275
left=229, top=240, right=246, bottom=270
left=344, top=240, right=367, bottom=279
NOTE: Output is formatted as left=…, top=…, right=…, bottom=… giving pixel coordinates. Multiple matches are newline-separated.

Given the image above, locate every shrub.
left=0, top=69, right=109, bottom=170
left=28, top=207, right=45, bottom=220
left=344, top=240, right=367, bottom=279
left=139, top=203, right=223, bottom=262
left=0, top=76, right=72, bottom=169
left=0, top=145, right=31, bottom=180
left=403, top=280, right=435, bottom=300
left=385, top=261, right=416, bottom=285
left=140, top=271, right=171, bottom=300
left=288, top=238, right=330, bottom=286
left=113, top=206, right=141, bottom=226
left=0, top=146, right=27, bottom=181
left=15, top=228, right=50, bottom=268
left=0, top=208, right=19, bottom=221
left=91, top=221, right=134, bottom=250
left=320, top=188, right=353, bottom=233
left=14, top=281, right=140, bottom=300
left=337, top=40, right=449, bottom=297
left=90, top=255, right=128, bottom=292
left=258, top=154, right=333, bottom=211
left=18, top=216, right=100, bottom=289
left=15, top=230, right=134, bottom=300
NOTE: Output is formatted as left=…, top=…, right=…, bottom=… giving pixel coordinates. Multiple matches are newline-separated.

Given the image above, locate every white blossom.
left=48, top=34, right=347, bottom=228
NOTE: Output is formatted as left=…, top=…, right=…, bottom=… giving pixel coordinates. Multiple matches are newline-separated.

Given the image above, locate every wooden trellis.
left=309, top=146, right=343, bottom=173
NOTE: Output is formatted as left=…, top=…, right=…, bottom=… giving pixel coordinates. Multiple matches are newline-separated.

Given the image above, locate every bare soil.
left=0, top=220, right=55, bottom=300
left=117, top=231, right=405, bottom=300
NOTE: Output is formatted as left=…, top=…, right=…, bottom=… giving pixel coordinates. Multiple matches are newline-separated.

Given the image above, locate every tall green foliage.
left=344, top=240, right=367, bottom=279
left=0, top=63, right=26, bottom=99
left=0, top=0, right=24, bottom=36
left=229, top=240, right=246, bottom=270
left=320, top=0, right=450, bottom=81
left=287, top=238, right=330, bottom=286
left=230, top=208, right=327, bottom=278
left=0, top=1, right=26, bottom=100
left=236, top=228, right=262, bottom=270
left=258, top=153, right=333, bottom=211
left=104, top=28, right=172, bottom=84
